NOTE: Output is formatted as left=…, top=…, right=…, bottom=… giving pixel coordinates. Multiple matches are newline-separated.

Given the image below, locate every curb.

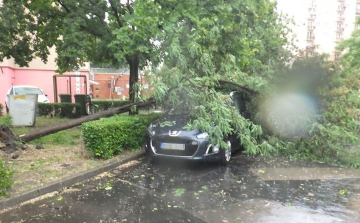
left=0, top=150, right=145, bottom=211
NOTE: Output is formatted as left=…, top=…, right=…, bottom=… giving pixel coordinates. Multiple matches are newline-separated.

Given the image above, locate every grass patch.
left=32, top=128, right=82, bottom=146
left=0, top=115, right=11, bottom=126
left=6, top=116, right=82, bottom=146
left=0, top=113, right=156, bottom=196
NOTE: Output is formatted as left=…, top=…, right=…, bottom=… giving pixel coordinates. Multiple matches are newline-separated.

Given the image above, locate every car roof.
left=12, top=85, right=41, bottom=89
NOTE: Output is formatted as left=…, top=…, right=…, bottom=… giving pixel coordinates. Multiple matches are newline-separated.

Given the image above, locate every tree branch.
left=57, top=0, right=70, bottom=13
left=88, top=0, right=111, bottom=30
left=79, top=25, right=104, bottom=38
left=108, top=0, right=123, bottom=28
left=218, top=79, right=258, bottom=94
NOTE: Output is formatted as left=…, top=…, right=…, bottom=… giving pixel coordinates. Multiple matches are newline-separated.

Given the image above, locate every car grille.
left=151, top=139, right=199, bottom=157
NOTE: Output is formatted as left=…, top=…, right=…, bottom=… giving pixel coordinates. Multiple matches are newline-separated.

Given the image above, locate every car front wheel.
left=221, top=140, right=232, bottom=165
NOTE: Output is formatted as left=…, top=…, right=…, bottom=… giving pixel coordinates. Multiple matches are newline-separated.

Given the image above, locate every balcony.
left=307, top=36, right=315, bottom=41
left=335, top=38, right=344, bottom=43
left=337, top=6, right=346, bottom=12
left=307, top=26, right=315, bottom=30
left=308, top=14, right=316, bottom=20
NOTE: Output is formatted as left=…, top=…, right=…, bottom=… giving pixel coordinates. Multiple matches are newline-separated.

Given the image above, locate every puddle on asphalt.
left=251, top=167, right=360, bottom=181
left=194, top=199, right=351, bottom=223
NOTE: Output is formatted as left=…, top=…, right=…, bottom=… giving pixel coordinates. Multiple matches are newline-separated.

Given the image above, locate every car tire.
left=220, top=140, right=232, bottom=165
left=145, top=142, right=154, bottom=156
left=5, top=104, right=9, bottom=114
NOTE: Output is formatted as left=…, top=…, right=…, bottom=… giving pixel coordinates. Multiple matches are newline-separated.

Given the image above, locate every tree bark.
left=218, top=79, right=258, bottom=95
left=128, top=56, right=140, bottom=104
left=19, top=98, right=154, bottom=142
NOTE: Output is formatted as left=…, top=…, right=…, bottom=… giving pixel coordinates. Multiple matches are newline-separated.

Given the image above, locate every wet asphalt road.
left=1, top=153, right=360, bottom=223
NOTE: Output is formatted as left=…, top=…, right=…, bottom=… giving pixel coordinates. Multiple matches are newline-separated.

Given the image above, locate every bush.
left=0, top=115, right=11, bottom=126
left=0, top=103, right=3, bottom=117
left=0, top=159, right=13, bottom=197
left=91, top=100, right=130, bottom=111
left=37, top=103, right=81, bottom=118
left=82, top=113, right=161, bottom=159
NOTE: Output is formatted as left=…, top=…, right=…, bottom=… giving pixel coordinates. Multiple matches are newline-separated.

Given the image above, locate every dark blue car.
left=145, top=91, right=248, bottom=164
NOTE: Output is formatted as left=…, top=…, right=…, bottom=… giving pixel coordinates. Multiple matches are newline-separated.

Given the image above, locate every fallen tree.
left=0, top=124, right=20, bottom=154
left=0, top=98, right=155, bottom=154
left=19, top=98, right=155, bottom=142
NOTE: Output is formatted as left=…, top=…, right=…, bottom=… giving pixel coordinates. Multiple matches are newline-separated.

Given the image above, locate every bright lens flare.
left=262, top=93, right=318, bottom=138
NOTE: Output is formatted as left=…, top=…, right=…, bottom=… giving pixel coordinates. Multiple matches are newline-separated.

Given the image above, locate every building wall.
left=0, top=67, right=15, bottom=112
left=92, top=74, right=149, bottom=100
left=276, top=0, right=358, bottom=60
left=0, top=48, right=91, bottom=113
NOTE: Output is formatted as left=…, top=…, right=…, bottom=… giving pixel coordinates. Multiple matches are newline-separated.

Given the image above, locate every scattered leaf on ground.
left=173, top=188, right=186, bottom=197
left=339, top=189, right=347, bottom=195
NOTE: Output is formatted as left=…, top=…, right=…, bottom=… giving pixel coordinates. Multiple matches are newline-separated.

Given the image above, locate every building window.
left=307, top=31, right=315, bottom=40
left=337, top=23, right=344, bottom=31
left=334, top=52, right=340, bottom=61
left=338, top=15, right=344, bottom=21
left=308, top=20, right=315, bottom=29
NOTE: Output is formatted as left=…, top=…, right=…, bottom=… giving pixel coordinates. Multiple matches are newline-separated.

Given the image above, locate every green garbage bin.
left=74, top=94, right=87, bottom=116
left=59, top=94, right=72, bottom=103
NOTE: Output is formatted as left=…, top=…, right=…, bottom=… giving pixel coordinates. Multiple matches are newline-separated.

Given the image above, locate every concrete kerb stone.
left=0, top=150, right=145, bottom=211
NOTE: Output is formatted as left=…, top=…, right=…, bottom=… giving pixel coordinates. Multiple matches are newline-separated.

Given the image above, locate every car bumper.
left=145, top=137, right=223, bottom=161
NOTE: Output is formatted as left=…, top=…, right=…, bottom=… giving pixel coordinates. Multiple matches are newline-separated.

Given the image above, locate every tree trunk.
left=19, top=98, right=154, bottom=142
left=128, top=56, right=140, bottom=104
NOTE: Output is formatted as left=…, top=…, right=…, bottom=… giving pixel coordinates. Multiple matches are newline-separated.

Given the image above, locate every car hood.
left=150, top=114, right=200, bottom=135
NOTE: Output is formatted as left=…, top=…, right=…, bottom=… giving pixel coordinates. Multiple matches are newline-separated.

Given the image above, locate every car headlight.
left=148, top=124, right=157, bottom=136
left=196, top=132, right=208, bottom=139
left=213, top=144, right=220, bottom=153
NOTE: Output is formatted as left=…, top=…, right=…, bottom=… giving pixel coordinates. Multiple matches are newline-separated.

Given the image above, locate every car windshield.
left=168, top=103, right=191, bottom=115
left=14, top=87, right=43, bottom=95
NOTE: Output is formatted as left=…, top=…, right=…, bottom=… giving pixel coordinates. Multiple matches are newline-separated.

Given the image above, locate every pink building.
left=0, top=47, right=91, bottom=114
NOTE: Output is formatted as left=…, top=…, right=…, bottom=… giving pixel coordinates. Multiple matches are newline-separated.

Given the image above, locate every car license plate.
left=160, top=143, right=185, bottom=150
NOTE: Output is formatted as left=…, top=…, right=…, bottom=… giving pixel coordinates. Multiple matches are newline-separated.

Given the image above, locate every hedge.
left=37, top=103, right=81, bottom=118
left=91, top=100, right=130, bottom=111
left=82, top=113, right=161, bottom=159
left=0, top=103, right=3, bottom=117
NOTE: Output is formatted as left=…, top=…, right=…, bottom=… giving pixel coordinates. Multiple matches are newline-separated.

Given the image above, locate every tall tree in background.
left=338, top=17, right=360, bottom=72
left=0, top=0, right=161, bottom=103
left=0, top=0, right=293, bottom=153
